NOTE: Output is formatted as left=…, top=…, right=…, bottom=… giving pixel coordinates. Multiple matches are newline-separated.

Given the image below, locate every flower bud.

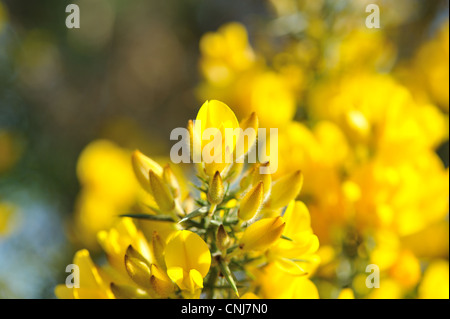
left=207, top=171, right=225, bottom=205
left=149, top=170, right=175, bottom=212
left=269, top=171, right=303, bottom=209
left=149, top=264, right=174, bottom=298
left=163, top=164, right=180, bottom=198
left=238, top=182, right=264, bottom=221
left=216, top=224, right=231, bottom=251
left=151, top=231, right=166, bottom=270
left=252, top=162, right=272, bottom=201
left=132, top=150, right=163, bottom=194
left=124, top=245, right=152, bottom=289
left=239, top=216, right=285, bottom=252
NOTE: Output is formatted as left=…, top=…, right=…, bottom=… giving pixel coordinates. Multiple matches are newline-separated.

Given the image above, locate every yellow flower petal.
left=239, top=216, right=285, bottom=252
left=195, top=100, right=240, bottom=176
left=269, top=171, right=303, bottom=209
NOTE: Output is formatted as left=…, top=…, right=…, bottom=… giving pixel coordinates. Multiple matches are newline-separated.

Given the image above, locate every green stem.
left=205, top=266, right=219, bottom=299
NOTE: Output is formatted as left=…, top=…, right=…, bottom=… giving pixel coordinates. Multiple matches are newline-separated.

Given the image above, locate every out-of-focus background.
left=0, top=0, right=448, bottom=298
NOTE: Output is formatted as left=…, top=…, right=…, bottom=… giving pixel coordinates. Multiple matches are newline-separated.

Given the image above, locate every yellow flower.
left=199, top=22, right=255, bottom=85
left=55, top=249, right=114, bottom=299
left=418, top=260, right=449, bottom=299
left=97, top=218, right=153, bottom=278
left=400, top=21, right=449, bottom=111
left=255, top=263, right=319, bottom=299
left=197, top=23, right=299, bottom=128
left=72, top=140, right=141, bottom=248
left=164, top=230, right=211, bottom=298
left=337, top=288, right=354, bottom=299
left=267, top=201, right=320, bottom=276
left=193, top=100, right=240, bottom=177
left=389, top=250, right=421, bottom=289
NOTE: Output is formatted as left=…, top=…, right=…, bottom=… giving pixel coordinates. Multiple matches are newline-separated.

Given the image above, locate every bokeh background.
left=0, top=0, right=448, bottom=298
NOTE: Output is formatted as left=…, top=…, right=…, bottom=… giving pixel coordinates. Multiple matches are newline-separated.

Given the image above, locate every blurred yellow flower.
left=255, top=263, right=319, bottom=299
left=72, top=140, right=141, bottom=248
left=418, top=260, right=449, bottom=299
left=197, top=23, right=300, bottom=128
left=55, top=249, right=114, bottom=299
left=196, top=18, right=449, bottom=300
left=399, top=22, right=449, bottom=112
left=0, top=201, right=16, bottom=237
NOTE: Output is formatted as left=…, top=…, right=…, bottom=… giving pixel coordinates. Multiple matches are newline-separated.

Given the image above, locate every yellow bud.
left=163, top=164, right=180, bottom=198
left=239, top=216, right=285, bottom=252
left=150, top=264, right=174, bottom=298
left=252, top=162, right=272, bottom=201
left=216, top=224, right=231, bottom=251
left=124, top=245, right=151, bottom=289
left=269, top=171, right=303, bottom=209
left=238, top=182, right=264, bottom=221
left=149, top=170, right=175, bottom=212
left=151, top=231, right=166, bottom=270
left=207, top=171, right=225, bottom=205
left=131, top=150, right=163, bottom=194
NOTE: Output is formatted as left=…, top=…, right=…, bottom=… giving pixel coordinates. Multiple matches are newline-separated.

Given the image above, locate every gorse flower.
left=56, top=100, right=320, bottom=299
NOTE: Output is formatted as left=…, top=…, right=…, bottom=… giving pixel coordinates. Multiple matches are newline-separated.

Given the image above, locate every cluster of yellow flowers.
left=57, top=100, right=320, bottom=299
left=59, top=1, right=448, bottom=299
left=196, top=13, right=449, bottom=298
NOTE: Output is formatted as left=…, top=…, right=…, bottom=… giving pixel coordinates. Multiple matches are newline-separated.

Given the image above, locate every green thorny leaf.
left=218, top=257, right=240, bottom=297
left=178, top=206, right=208, bottom=224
